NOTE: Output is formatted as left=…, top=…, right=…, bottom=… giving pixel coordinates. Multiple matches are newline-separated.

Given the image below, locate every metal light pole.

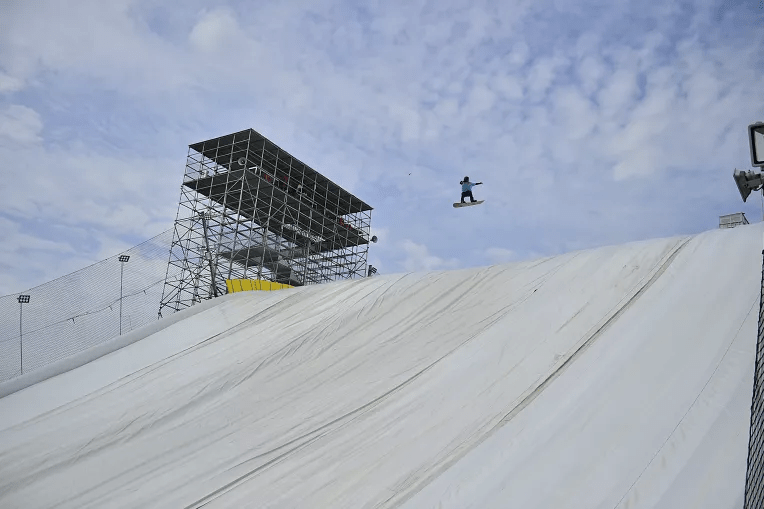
left=17, top=294, right=30, bottom=374
left=119, top=255, right=130, bottom=335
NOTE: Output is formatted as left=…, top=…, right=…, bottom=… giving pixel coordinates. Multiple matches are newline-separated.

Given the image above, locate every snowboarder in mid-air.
left=454, top=176, right=484, bottom=207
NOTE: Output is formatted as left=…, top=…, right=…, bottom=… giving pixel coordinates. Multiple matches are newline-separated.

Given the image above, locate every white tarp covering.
left=0, top=223, right=760, bottom=508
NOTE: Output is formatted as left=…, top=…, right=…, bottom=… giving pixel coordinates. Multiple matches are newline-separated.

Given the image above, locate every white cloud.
left=388, top=103, right=423, bottom=143
left=507, top=40, right=530, bottom=67
left=552, top=87, right=597, bottom=141
left=0, top=217, right=75, bottom=258
left=0, top=72, right=24, bottom=93
left=526, top=55, right=567, bottom=100
left=0, top=216, right=82, bottom=295
left=0, top=105, right=43, bottom=144
left=599, top=36, right=762, bottom=181
left=612, top=149, right=659, bottom=181
left=400, top=240, right=459, bottom=272
left=188, top=8, right=243, bottom=53
left=0, top=139, right=178, bottom=238
left=577, top=55, right=607, bottom=96
left=597, top=68, right=639, bottom=117
left=490, top=75, right=524, bottom=101
left=466, top=85, right=496, bottom=114
left=0, top=0, right=195, bottom=97
left=484, top=247, right=516, bottom=264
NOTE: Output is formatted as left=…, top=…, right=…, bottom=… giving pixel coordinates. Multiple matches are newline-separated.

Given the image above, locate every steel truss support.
left=159, top=129, right=374, bottom=316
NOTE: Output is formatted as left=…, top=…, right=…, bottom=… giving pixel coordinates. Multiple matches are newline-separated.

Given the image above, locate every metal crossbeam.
left=159, top=129, right=374, bottom=315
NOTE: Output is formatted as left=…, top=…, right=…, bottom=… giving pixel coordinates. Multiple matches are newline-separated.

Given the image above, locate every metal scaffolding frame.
left=158, top=129, right=373, bottom=316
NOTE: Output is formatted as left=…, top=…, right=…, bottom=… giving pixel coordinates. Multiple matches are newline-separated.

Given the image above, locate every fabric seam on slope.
left=611, top=292, right=759, bottom=509
left=178, top=248, right=640, bottom=509
left=381, top=236, right=693, bottom=508
left=182, top=327, right=497, bottom=508
left=180, top=257, right=586, bottom=507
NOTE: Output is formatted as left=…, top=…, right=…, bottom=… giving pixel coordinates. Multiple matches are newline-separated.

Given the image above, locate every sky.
left=0, top=223, right=759, bottom=507
left=0, top=0, right=763, bottom=295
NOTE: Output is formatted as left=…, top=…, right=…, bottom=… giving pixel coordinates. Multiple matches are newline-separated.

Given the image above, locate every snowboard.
left=453, top=200, right=484, bottom=208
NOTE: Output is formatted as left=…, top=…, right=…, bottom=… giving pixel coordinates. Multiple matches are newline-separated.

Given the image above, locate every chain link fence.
left=744, top=249, right=764, bottom=508
left=0, top=229, right=179, bottom=382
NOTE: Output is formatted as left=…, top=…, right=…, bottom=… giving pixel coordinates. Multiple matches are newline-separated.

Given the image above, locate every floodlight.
left=749, top=122, right=764, bottom=167
left=17, top=294, right=30, bottom=304
left=733, top=168, right=764, bottom=202
left=371, top=235, right=378, bottom=243
left=119, top=255, right=130, bottom=262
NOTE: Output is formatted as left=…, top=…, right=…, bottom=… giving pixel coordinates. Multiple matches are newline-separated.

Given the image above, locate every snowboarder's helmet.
left=463, top=176, right=469, bottom=182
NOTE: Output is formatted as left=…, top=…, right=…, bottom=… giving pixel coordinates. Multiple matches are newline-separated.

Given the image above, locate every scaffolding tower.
left=159, top=129, right=374, bottom=316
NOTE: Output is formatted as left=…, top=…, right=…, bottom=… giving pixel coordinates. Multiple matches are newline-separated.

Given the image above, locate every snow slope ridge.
left=0, top=224, right=760, bottom=509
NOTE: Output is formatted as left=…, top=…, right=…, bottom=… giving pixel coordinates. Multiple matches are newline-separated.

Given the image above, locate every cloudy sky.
left=0, top=0, right=763, bottom=295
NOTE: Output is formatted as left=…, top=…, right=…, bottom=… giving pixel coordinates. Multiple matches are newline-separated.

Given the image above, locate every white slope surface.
left=0, top=224, right=760, bottom=509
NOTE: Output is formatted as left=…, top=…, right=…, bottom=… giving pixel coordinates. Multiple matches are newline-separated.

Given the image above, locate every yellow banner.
left=226, top=279, right=293, bottom=293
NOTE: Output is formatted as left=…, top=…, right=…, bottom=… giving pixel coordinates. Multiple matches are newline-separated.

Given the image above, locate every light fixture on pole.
left=17, top=294, right=30, bottom=374
left=734, top=122, right=764, bottom=205
left=734, top=169, right=763, bottom=203
left=749, top=121, right=764, bottom=167
left=118, top=255, right=130, bottom=335
left=367, top=236, right=378, bottom=277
